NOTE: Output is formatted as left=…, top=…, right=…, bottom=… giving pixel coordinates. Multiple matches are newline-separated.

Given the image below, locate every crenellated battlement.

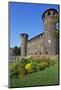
left=20, top=8, right=59, bottom=57
left=42, top=8, right=58, bottom=20
left=28, top=33, right=44, bottom=43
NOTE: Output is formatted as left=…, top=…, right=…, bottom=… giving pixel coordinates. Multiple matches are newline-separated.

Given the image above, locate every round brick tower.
left=20, top=33, right=28, bottom=58
left=42, top=9, right=58, bottom=55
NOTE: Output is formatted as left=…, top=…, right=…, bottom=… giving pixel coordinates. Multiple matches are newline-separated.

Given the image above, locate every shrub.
left=28, top=57, right=35, bottom=63
left=9, top=57, right=56, bottom=78
left=36, top=59, right=41, bottom=63
left=14, top=60, right=27, bottom=77
left=50, top=59, right=56, bottom=65
left=43, top=58, right=51, bottom=65
left=39, top=61, right=49, bottom=70
left=37, top=58, right=51, bottom=65
left=19, top=67, right=27, bottom=79
left=31, top=61, right=40, bottom=72
left=9, top=62, right=19, bottom=78
left=9, top=61, right=27, bottom=79
left=25, top=62, right=40, bottom=74
left=25, top=63, right=32, bottom=73
left=20, top=58, right=28, bottom=67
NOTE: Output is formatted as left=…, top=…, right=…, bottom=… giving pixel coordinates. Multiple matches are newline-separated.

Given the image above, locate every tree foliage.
left=13, top=46, right=21, bottom=56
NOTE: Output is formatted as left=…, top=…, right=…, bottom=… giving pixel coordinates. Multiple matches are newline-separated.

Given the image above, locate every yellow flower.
left=25, top=63, right=32, bottom=73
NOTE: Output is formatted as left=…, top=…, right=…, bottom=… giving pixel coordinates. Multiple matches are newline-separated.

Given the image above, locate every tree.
left=18, top=46, right=21, bottom=55
left=13, top=46, right=20, bottom=56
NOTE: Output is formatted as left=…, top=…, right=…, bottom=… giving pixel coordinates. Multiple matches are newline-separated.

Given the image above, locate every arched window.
left=40, top=52, right=41, bottom=55
left=53, top=11, right=56, bottom=15
left=45, top=51, right=48, bottom=54
left=35, top=52, right=37, bottom=55
left=48, top=12, right=50, bottom=16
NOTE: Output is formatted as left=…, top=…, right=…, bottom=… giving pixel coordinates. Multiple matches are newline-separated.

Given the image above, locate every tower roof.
left=42, top=8, right=58, bottom=19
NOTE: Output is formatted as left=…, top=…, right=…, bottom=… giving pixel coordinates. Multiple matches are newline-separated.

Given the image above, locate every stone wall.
left=20, top=8, right=59, bottom=58
left=27, top=33, right=44, bottom=56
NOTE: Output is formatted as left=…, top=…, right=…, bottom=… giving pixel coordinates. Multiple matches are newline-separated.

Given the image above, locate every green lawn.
left=9, top=61, right=59, bottom=88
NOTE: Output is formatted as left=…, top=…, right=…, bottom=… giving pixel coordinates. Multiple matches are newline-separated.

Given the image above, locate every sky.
left=9, top=2, right=59, bottom=48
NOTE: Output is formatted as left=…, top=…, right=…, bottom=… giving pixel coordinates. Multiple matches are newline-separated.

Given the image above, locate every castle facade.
left=20, top=8, right=59, bottom=58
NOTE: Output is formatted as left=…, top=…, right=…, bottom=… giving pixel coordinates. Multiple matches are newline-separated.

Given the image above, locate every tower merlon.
left=42, top=8, right=58, bottom=20
left=20, top=33, right=28, bottom=38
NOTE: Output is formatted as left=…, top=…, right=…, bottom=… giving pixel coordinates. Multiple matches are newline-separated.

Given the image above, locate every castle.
left=20, top=8, right=59, bottom=58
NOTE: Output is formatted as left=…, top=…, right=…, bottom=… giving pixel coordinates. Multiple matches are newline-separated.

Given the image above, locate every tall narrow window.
left=40, top=52, right=41, bottom=55
left=53, top=11, right=56, bottom=15
left=35, top=52, right=37, bottom=55
left=45, top=51, right=48, bottom=54
left=48, top=12, right=50, bottom=16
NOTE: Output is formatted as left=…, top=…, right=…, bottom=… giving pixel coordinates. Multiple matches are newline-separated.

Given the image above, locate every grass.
left=9, top=60, right=59, bottom=88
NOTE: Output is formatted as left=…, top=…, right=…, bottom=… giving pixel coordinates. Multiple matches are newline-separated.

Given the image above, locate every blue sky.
left=9, top=2, right=59, bottom=48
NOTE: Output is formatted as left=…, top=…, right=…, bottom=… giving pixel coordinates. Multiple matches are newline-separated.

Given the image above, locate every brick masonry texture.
left=20, top=8, right=59, bottom=58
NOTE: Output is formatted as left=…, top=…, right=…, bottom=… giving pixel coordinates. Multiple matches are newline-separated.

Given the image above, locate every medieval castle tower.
left=20, top=8, right=59, bottom=58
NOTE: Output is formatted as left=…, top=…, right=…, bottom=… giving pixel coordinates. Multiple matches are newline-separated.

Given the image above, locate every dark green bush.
left=50, top=60, right=56, bottom=65
left=19, top=67, right=27, bottom=78
left=9, top=57, right=56, bottom=78
left=43, top=58, right=51, bottom=65
left=9, top=62, right=19, bottom=78
left=9, top=58, right=28, bottom=78
left=31, top=61, right=40, bottom=72
left=25, top=61, right=40, bottom=74
left=28, top=57, right=35, bottom=63
left=20, top=58, right=28, bottom=67
left=39, top=61, right=49, bottom=70
left=21, top=68, right=26, bottom=75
